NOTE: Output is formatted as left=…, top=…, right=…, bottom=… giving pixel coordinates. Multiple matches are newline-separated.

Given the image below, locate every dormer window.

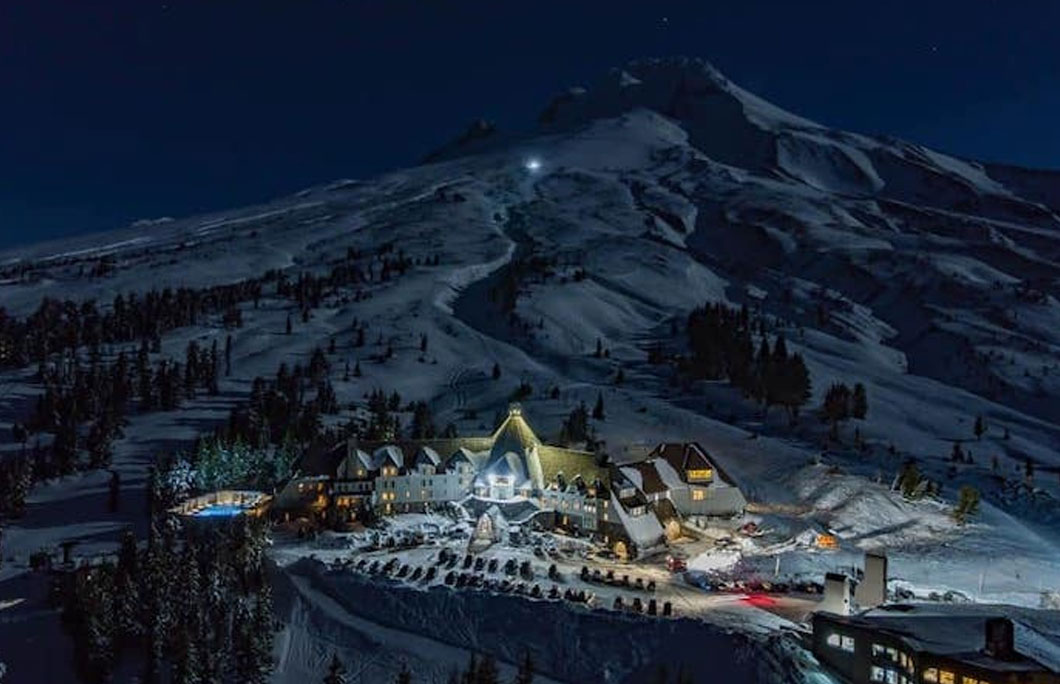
left=686, top=468, right=713, bottom=482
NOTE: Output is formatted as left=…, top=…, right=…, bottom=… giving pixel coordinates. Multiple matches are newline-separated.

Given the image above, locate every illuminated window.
left=826, top=633, right=841, bottom=648
left=939, top=672, right=955, bottom=684
left=873, top=644, right=887, bottom=658
left=961, top=678, right=978, bottom=684
left=871, top=666, right=886, bottom=682
left=887, top=647, right=898, bottom=662
left=886, top=671, right=897, bottom=684
left=841, top=636, right=855, bottom=653
left=922, top=668, right=938, bottom=683
left=686, top=468, right=713, bottom=481
left=692, top=489, right=706, bottom=501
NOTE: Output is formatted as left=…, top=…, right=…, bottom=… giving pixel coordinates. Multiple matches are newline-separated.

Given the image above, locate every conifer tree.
left=172, top=545, right=204, bottom=684
left=821, top=383, right=852, bottom=438
left=323, top=653, right=347, bottom=684
left=592, top=392, right=605, bottom=421
left=514, top=651, right=535, bottom=684
left=113, top=529, right=142, bottom=643
left=475, top=655, right=499, bottom=684
left=851, top=383, right=868, bottom=420
left=953, top=485, right=980, bottom=524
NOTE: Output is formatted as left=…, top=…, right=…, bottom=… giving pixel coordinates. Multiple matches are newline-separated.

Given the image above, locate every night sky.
left=2, top=0, right=1058, bottom=247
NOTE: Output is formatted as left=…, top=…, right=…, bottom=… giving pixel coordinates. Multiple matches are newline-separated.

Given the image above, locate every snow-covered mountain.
left=2, top=58, right=1059, bottom=682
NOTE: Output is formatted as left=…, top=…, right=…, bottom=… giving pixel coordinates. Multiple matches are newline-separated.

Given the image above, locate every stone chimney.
left=985, top=618, right=1015, bottom=660
left=855, top=552, right=888, bottom=608
left=819, top=573, right=854, bottom=615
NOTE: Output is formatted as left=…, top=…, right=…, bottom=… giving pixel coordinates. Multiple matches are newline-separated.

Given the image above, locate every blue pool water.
left=194, top=504, right=247, bottom=517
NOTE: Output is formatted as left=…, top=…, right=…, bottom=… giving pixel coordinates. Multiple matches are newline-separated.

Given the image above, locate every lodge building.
left=277, top=404, right=747, bottom=557
left=813, top=604, right=1060, bottom=684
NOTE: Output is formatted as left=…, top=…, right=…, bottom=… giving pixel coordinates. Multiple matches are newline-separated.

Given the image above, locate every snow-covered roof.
left=336, top=448, right=373, bottom=479
left=481, top=451, right=530, bottom=485
left=821, top=604, right=1060, bottom=674
left=446, top=446, right=479, bottom=466
left=489, top=406, right=539, bottom=461
left=618, top=466, right=643, bottom=491
left=373, top=445, right=404, bottom=469
left=653, top=457, right=686, bottom=491
left=609, top=491, right=664, bottom=549
left=412, top=446, right=441, bottom=467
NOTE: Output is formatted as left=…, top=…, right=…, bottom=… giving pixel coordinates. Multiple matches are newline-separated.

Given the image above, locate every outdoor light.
left=524, top=157, right=542, bottom=172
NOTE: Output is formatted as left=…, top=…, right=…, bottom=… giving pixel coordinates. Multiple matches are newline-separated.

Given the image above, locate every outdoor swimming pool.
left=193, top=504, right=248, bottom=517
left=171, top=490, right=271, bottom=519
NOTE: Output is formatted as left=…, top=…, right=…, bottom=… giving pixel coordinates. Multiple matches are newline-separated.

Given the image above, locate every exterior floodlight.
left=524, top=158, right=542, bottom=172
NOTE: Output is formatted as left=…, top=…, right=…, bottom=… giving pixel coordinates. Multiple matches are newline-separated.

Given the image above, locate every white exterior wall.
left=374, top=464, right=474, bottom=512
left=541, top=489, right=603, bottom=532
left=670, top=483, right=746, bottom=517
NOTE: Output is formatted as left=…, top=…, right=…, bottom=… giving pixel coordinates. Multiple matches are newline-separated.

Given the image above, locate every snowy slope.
left=2, top=56, right=1060, bottom=681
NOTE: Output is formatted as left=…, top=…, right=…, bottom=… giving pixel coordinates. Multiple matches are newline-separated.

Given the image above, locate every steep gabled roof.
left=373, top=445, right=404, bottom=469
left=489, top=404, right=539, bottom=462
left=622, top=462, right=668, bottom=495
left=649, top=442, right=739, bottom=487
left=296, top=441, right=345, bottom=477
left=336, top=448, right=373, bottom=479
left=445, top=446, right=479, bottom=468
left=412, top=446, right=441, bottom=468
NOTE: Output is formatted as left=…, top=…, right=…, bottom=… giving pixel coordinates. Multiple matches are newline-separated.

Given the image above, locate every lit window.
left=841, top=636, right=856, bottom=653
left=692, top=489, right=706, bottom=501
left=871, top=666, right=886, bottom=682
left=873, top=644, right=887, bottom=658
left=961, top=678, right=978, bottom=684
left=939, top=672, right=955, bottom=684
left=826, top=633, right=841, bottom=648
left=886, top=671, right=897, bottom=684
left=922, top=668, right=938, bottom=683
left=887, top=647, right=898, bottom=662
left=686, top=468, right=713, bottom=481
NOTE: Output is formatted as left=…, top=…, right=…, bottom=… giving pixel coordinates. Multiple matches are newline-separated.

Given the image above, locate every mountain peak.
left=539, top=56, right=817, bottom=169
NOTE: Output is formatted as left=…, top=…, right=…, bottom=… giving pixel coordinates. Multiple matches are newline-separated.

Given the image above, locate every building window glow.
left=826, top=633, right=841, bottom=648
left=692, top=489, right=706, bottom=501
left=922, top=667, right=938, bottom=683
left=687, top=468, right=713, bottom=481
left=939, top=672, right=955, bottom=684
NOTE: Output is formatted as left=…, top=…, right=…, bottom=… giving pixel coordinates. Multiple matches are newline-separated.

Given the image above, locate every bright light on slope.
left=524, top=157, right=542, bottom=172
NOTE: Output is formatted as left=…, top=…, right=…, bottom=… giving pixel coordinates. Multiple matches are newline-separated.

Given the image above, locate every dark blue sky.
left=2, top=1, right=1058, bottom=247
